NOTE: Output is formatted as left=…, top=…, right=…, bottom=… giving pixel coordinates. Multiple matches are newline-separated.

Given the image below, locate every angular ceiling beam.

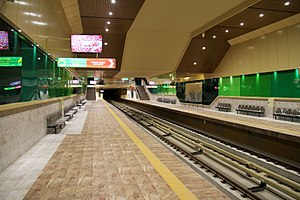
left=60, top=0, right=83, bottom=34
left=229, top=13, right=300, bottom=45
left=191, top=0, right=260, bottom=38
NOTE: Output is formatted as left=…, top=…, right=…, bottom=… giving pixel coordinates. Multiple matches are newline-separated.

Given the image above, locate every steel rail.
left=111, top=101, right=300, bottom=199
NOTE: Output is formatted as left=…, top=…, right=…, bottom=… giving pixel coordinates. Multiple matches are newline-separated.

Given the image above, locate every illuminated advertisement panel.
left=71, top=35, right=102, bottom=53
left=57, top=58, right=116, bottom=69
left=0, top=57, right=22, bottom=67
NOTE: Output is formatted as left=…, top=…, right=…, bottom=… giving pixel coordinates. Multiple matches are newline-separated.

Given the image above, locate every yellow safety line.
left=103, top=101, right=198, bottom=200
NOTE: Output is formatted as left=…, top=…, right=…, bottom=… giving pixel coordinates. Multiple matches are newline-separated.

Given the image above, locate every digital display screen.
left=71, top=35, right=102, bottom=53
left=0, top=31, right=9, bottom=50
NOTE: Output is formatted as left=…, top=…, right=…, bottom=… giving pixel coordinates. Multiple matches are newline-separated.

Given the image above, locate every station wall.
left=0, top=17, right=78, bottom=105
left=213, top=23, right=300, bottom=77
left=219, top=69, right=300, bottom=98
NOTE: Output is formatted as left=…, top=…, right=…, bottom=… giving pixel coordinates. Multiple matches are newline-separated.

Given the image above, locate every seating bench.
left=273, top=108, right=300, bottom=122
left=47, top=112, right=68, bottom=133
left=236, top=105, right=265, bottom=117
left=157, top=97, right=176, bottom=104
left=215, top=103, right=231, bottom=112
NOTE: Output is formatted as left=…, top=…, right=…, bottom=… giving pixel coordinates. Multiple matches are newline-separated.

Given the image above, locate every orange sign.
left=87, top=59, right=116, bottom=68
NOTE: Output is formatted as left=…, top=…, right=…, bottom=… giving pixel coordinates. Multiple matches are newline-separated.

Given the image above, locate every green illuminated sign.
left=0, top=57, right=22, bottom=67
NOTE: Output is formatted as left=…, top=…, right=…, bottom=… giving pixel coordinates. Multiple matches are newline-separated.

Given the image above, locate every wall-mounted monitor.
left=0, top=31, right=9, bottom=50
left=71, top=35, right=102, bottom=53
left=89, top=80, right=97, bottom=85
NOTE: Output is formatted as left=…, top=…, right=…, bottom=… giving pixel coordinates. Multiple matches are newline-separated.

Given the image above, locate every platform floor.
left=128, top=99, right=300, bottom=139
left=0, top=100, right=228, bottom=200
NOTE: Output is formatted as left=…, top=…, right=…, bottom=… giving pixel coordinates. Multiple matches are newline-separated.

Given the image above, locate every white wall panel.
left=277, top=29, right=289, bottom=70
left=288, top=24, right=300, bottom=68
left=213, top=23, right=300, bottom=77
left=258, top=35, right=268, bottom=72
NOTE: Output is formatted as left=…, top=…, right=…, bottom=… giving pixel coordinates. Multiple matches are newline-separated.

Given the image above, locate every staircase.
left=136, top=85, right=150, bottom=100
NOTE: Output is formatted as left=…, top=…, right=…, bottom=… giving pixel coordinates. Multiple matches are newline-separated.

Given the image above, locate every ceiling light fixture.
left=284, top=1, right=290, bottom=6
left=18, top=29, right=22, bottom=32
left=212, top=35, right=216, bottom=39
left=11, top=29, right=14, bottom=32
left=32, top=21, right=47, bottom=26
left=240, top=22, right=244, bottom=26
left=38, top=57, right=41, bottom=60
left=259, top=13, right=264, bottom=17
left=202, top=46, right=206, bottom=50
left=109, top=12, right=113, bottom=15
left=105, top=28, right=109, bottom=32
left=107, top=21, right=111, bottom=24
left=193, top=62, right=197, bottom=65
left=111, top=0, right=116, bottom=3
left=104, top=42, right=108, bottom=45
left=225, top=29, right=229, bottom=33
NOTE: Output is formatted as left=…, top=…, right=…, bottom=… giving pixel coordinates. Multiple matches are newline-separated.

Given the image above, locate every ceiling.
left=73, top=0, right=145, bottom=79
left=69, top=0, right=300, bottom=80
left=176, top=0, right=300, bottom=77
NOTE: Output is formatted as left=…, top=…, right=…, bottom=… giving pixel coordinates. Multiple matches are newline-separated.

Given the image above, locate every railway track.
left=110, top=100, right=300, bottom=200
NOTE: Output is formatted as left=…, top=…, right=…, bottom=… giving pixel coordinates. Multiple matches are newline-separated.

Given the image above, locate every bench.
left=236, top=105, right=265, bottom=117
left=64, top=104, right=80, bottom=119
left=215, top=102, right=231, bottom=112
left=157, top=97, right=176, bottom=104
left=47, top=112, right=68, bottom=133
left=273, top=108, right=300, bottom=122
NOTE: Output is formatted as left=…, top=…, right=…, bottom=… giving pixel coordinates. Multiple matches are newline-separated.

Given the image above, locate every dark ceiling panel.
left=76, top=0, right=145, bottom=79
left=78, top=0, right=144, bottom=19
left=81, top=18, right=133, bottom=34
left=219, top=8, right=295, bottom=30
left=196, top=26, right=252, bottom=41
left=178, top=0, right=300, bottom=76
left=176, top=38, right=230, bottom=74
left=251, top=0, right=300, bottom=13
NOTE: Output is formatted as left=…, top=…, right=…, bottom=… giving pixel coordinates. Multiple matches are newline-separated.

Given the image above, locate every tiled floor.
left=0, top=107, right=88, bottom=200
left=0, top=100, right=229, bottom=200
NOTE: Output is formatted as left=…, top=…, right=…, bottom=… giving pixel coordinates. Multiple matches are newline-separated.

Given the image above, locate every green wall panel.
left=219, top=76, right=240, bottom=96
left=218, top=69, right=299, bottom=98
left=0, top=17, right=82, bottom=105
left=271, top=69, right=300, bottom=98
left=240, top=73, right=271, bottom=97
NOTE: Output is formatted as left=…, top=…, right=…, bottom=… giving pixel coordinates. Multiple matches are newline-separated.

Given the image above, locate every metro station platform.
left=0, top=100, right=228, bottom=200
left=125, top=98, right=300, bottom=140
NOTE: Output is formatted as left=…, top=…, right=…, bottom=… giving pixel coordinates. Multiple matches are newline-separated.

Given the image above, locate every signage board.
left=57, top=58, right=116, bottom=69
left=0, top=57, right=22, bottom=67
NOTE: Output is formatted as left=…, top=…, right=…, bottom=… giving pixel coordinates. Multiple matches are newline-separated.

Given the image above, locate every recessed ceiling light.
left=36, top=44, right=39, bottom=47
left=240, top=22, right=244, bottom=26
left=225, top=29, right=229, bottom=33
left=11, top=29, right=14, bottom=32
left=107, top=21, right=111, bottom=24
left=38, top=57, right=41, bottom=60
left=109, top=12, right=113, bottom=15
left=32, top=21, right=47, bottom=26
left=202, top=46, right=206, bottom=50
left=259, top=13, right=264, bottom=17
left=104, top=42, right=108, bottom=45
left=212, top=35, right=216, bottom=39
left=48, top=53, right=50, bottom=56
left=284, top=1, right=290, bottom=6
left=105, top=28, right=109, bottom=32
left=111, top=0, right=116, bottom=3
left=193, top=62, right=197, bottom=65
left=18, top=29, right=22, bottom=32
